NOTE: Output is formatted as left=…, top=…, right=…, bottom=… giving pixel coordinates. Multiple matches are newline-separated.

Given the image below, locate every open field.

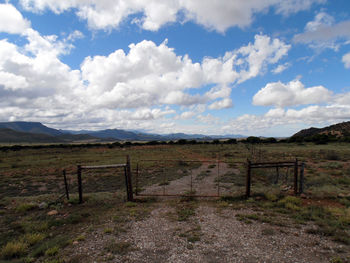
left=0, top=143, right=350, bottom=262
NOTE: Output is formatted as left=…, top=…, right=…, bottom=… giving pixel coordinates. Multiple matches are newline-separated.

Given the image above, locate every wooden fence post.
left=299, top=162, right=304, bottom=194
left=135, top=163, right=139, bottom=196
left=77, top=165, right=83, bottom=203
left=126, top=155, right=134, bottom=201
left=246, top=159, right=251, bottom=198
left=294, top=159, right=298, bottom=195
left=63, top=169, right=70, bottom=200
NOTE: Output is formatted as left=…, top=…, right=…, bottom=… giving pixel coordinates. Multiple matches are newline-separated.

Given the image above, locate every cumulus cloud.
left=253, top=79, right=333, bottom=107
left=0, top=3, right=30, bottom=34
left=208, top=98, right=233, bottom=110
left=342, top=52, right=350, bottom=69
left=0, top=4, right=292, bottom=131
left=20, top=0, right=324, bottom=33
left=81, top=35, right=289, bottom=109
left=222, top=104, right=350, bottom=135
left=294, top=12, right=350, bottom=50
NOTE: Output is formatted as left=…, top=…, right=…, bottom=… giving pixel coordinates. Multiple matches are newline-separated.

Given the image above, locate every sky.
left=0, top=0, right=350, bottom=136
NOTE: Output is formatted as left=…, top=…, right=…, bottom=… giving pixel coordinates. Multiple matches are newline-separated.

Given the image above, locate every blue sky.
left=0, top=0, right=350, bottom=136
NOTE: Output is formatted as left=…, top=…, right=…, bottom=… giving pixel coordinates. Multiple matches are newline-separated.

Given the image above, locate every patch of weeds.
left=261, top=228, right=275, bottom=236
left=113, top=225, right=127, bottom=235
left=75, top=234, right=86, bottom=241
left=113, top=215, right=128, bottom=223
left=125, top=201, right=137, bottom=208
left=177, top=204, right=196, bottom=221
left=31, top=235, right=69, bottom=258
left=264, top=193, right=278, bottom=202
left=330, top=256, right=344, bottom=263
left=320, top=162, right=343, bottom=170
left=236, top=213, right=281, bottom=226
left=104, top=228, right=113, bottom=234
left=105, top=240, right=133, bottom=255
left=16, top=203, right=37, bottom=213
left=208, top=164, right=216, bottom=169
left=179, top=226, right=202, bottom=243
left=1, top=240, right=28, bottom=259
left=220, top=195, right=245, bottom=203
left=158, top=181, right=170, bottom=186
left=277, top=196, right=301, bottom=210
left=21, top=220, right=49, bottom=233
left=22, top=233, right=46, bottom=246
left=65, top=213, right=84, bottom=224
left=45, top=246, right=59, bottom=256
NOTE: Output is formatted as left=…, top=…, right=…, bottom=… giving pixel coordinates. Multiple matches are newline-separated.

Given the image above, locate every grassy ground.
left=0, top=142, right=350, bottom=262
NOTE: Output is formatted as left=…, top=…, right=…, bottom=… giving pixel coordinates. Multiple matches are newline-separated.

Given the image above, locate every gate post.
left=77, top=165, right=83, bottom=203
left=246, top=159, right=251, bottom=198
left=299, top=162, right=304, bottom=194
left=294, top=158, right=298, bottom=195
left=63, top=169, right=70, bottom=200
left=125, top=155, right=134, bottom=201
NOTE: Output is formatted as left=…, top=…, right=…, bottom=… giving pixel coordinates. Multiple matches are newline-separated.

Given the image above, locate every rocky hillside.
left=292, top=121, right=350, bottom=138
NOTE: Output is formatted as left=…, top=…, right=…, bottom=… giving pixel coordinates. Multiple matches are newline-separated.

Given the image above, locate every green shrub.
left=1, top=241, right=28, bottom=259
left=16, top=203, right=37, bottom=213
left=23, top=233, right=45, bottom=246
left=45, top=246, right=59, bottom=256
left=278, top=196, right=301, bottom=208
left=105, top=241, right=132, bottom=255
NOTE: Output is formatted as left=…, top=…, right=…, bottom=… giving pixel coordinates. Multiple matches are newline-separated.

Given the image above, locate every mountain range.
left=292, top=121, right=350, bottom=138
left=0, top=122, right=243, bottom=143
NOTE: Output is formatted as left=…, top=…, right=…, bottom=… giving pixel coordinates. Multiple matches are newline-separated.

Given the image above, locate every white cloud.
left=81, top=35, right=289, bottom=109
left=294, top=12, right=350, bottom=50
left=233, top=35, right=291, bottom=83
left=272, top=63, right=290, bottom=74
left=0, top=5, right=293, bottom=132
left=175, top=111, right=196, bottom=120
left=208, top=98, right=233, bottom=110
left=222, top=104, right=350, bottom=135
left=0, top=32, right=289, bottom=129
left=253, top=79, right=333, bottom=107
left=0, top=3, right=30, bottom=34
left=19, top=0, right=324, bottom=33
left=342, top=52, right=350, bottom=69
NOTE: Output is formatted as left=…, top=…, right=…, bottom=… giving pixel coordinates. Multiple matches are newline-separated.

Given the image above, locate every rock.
left=47, top=210, right=58, bottom=216
left=39, top=202, right=48, bottom=209
left=73, top=241, right=79, bottom=245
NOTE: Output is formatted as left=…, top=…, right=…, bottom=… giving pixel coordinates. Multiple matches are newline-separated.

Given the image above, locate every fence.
left=246, top=159, right=305, bottom=197
left=62, top=155, right=133, bottom=203
left=62, top=156, right=305, bottom=203
left=135, top=159, right=246, bottom=197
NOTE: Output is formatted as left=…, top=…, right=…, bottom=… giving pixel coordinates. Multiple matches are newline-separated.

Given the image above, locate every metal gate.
left=135, top=159, right=245, bottom=197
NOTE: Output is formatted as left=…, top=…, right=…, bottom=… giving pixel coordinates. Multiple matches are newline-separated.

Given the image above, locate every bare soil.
left=64, top=164, right=349, bottom=262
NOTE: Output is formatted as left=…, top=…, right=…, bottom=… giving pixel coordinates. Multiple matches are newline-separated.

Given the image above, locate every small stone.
left=39, top=202, right=48, bottom=209
left=47, top=210, right=58, bottom=216
left=73, top=241, right=79, bottom=245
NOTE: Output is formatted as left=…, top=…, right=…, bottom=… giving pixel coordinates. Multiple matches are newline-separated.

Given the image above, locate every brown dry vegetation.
left=0, top=142, right=350, bottom=262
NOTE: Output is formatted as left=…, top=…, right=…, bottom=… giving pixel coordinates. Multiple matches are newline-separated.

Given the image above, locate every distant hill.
left=84, top=129, right=163, bottom=141
left=0, top=121, right=62, bottom=136
left=292, top=121, right=350, bottom=138
left=0, top=128, right=62, bottom=143
left=0, top=121, right=244, bottom=143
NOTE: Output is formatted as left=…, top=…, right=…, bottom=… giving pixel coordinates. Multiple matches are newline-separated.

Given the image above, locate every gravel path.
left=67, top=202, right=349, bottom=263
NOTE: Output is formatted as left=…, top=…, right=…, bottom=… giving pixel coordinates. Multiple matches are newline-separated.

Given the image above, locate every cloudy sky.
left=0, top=0, right=350, bottom=136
